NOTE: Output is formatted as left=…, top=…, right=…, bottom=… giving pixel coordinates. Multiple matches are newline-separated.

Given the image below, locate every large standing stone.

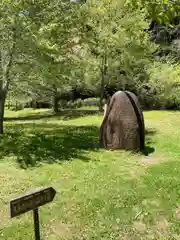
left=100, top=91, right=145, bottom=151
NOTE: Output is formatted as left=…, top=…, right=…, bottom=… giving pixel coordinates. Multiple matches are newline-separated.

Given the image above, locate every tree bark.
left=52, top=85, right=58, bottom=113
left=8, top=94, right=11, bottom=109
left=0, top=21, right=16, bottom=134
left=99, top=55, right=107, bottom=112
left=0, top=87, right=6, bottom=135
left=99, top=68, right=105, bottom=112
left=32, top=100, right=37, bottom=109
left=53, top=96, right=59, bottom=113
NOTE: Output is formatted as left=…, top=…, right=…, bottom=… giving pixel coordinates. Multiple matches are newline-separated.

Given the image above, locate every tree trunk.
left=0, top=21, right=16, bottom=134
left=8, top=94, right=11, bottom=109
left=99, top=55, right=107, bottom=112
left=52, top=85, right=58, bottom=113
left=0, top=90, right=6, bottom=135
left=15, top=101, right=18, bottom=111
left=32, top=100, right=37, bottom=109
left=53, top=96, right=59, bottom=113
left=99, top=68, right=104, bottom=112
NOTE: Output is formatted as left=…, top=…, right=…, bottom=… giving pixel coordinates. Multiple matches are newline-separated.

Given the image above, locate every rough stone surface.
left=100, top=91, right=145, bottom=151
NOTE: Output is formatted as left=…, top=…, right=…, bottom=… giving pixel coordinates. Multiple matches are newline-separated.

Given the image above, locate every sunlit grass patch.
left=0, top=109, right=180, bottom=239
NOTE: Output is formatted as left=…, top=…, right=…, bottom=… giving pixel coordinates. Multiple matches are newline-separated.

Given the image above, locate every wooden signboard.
left=10, top=187, right=56, bottom=240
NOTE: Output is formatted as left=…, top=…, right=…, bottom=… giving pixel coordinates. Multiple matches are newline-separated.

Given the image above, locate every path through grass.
left=0, top=109, right=180, bottom=239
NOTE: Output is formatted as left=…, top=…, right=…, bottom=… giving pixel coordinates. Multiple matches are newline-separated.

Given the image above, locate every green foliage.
left=66, top=98, right=106, bottom=109
left=138, top=62, right=180, bottom=109
left=1, top=0, right=180, bottom=118
left=126, top=0, right=180, bottom=24
left=59, top=98, right=105, bottom=109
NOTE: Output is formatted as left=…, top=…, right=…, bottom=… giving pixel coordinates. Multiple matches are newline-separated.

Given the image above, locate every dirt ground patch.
left=141, top=155, right=164, bottom=166
left=44, top=219, right=74, bottom=240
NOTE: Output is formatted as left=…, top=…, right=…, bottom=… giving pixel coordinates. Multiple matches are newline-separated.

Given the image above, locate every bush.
left=137, top=62, right=180, bottom=110
left=59, top=98, right=107, bottom=109
left=81, top=98, right=99, bottom=107
left=10, top=104, right=24, bottom=111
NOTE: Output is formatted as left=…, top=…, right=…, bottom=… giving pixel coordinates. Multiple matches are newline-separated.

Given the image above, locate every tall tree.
left=0, top=0, right=81, bottom=131
left=0, top=2, right=23, bottom=133
left=73, top=0, right=154, bottom=109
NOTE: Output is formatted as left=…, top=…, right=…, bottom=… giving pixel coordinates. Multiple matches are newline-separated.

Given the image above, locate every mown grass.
left=0, top=108, right=180, bottom=239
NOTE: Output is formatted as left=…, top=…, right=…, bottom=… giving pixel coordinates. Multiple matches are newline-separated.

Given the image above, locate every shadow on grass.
left=143, top=129, right=156, bottom=156
left=0, top=123, right=99, bottom=168
left=56, top=109, right=100, bottom=120
left=4, top=109, right=100, bottom=121
left=0, top=121, right=156, bottom=168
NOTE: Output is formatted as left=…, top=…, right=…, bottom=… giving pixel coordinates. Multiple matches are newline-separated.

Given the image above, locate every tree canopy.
left=0, top=0, right=180, bottom=133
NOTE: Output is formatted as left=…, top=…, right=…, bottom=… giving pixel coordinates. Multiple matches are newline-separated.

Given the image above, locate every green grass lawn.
left=0, top=108, right=180, bottom=239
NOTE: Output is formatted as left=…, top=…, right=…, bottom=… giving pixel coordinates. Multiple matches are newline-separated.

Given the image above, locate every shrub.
left=63, top=98, right=106, bottom=109
left=137, top=62, right=180, bottom=110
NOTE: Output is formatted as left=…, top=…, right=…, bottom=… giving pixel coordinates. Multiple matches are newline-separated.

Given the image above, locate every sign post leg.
left=33, top=208, right=40, bottom=240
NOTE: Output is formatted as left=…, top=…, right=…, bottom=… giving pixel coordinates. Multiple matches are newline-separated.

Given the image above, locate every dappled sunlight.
left=0, top=121, right=156, bottom=168
left=0, top=122, right=99, bottom=168
left=4, top=108, right=52, bottom=118
left=1, top=0, right=180, bottom=237
left=1, top=109, right=160, bottom=168
left=4, top=108, right=100, bottom=122
left=0, top=109, right=180, bottom=239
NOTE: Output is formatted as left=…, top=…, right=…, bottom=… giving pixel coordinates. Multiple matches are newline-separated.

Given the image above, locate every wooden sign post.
left=10, top=187, right=56, bottom=240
